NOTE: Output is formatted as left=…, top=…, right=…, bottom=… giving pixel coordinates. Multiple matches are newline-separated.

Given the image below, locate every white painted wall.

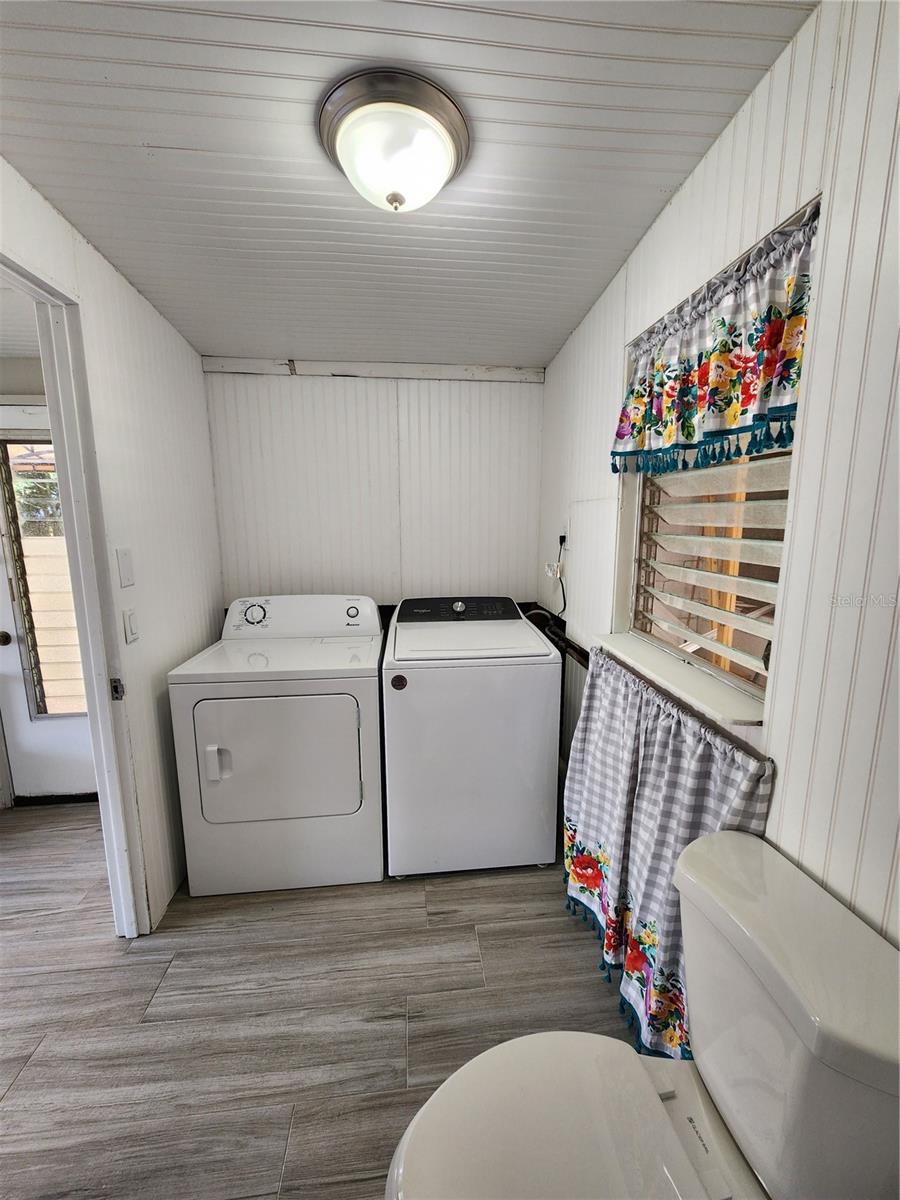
left=539, top=2, right=899, bottom=944
left=206, top=373, right=543, bottom=603
left=0, top=358, right=44, bottom=396
left=0, top=158, right=223, bottom=925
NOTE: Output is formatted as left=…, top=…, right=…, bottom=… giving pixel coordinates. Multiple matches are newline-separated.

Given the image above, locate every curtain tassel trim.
left=564, top=893, right=689, bottom=1060
left=610, top=404, right=796, bottom=475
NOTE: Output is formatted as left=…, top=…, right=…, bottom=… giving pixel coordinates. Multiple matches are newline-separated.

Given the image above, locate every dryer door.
left=193, top=694, right=361, bottom=822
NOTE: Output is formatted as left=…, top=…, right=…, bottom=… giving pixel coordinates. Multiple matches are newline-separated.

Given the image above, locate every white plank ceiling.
left=0, top=1, right=815, bottom=366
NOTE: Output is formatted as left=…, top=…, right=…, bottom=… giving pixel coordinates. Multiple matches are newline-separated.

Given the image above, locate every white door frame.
left=0, top=253, right=149, bottom=936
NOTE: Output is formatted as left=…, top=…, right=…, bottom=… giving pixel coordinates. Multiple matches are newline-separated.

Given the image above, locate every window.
left=0, top=439, right=87, bottom=716
left=632, top=447, right=790, bottom=699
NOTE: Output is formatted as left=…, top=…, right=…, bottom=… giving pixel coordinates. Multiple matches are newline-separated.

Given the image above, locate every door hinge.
left=110, top=677, right=126, bottom=701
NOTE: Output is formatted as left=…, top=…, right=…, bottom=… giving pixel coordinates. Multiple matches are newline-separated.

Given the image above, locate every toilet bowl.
left=387, top=832, right=900, bottom=1200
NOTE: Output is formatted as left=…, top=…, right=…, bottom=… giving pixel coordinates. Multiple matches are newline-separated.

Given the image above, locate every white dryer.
left=382, top=597, right=561, bottom=876
left=168, top=594, right=384, bottom=896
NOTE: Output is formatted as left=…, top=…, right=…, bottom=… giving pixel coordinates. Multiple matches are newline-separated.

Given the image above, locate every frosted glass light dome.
left=335, top=102, right=457, bottom=213
left=318, top=70, right=470, bottom=215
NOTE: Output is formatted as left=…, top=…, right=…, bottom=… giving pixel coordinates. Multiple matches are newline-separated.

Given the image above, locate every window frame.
left=0, top=433, right=87, bottom=719
left=617, top=451, right=791, bottom=707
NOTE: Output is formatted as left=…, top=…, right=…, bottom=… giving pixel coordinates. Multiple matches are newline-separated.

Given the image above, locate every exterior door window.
left=0, top=439, right=87, bottom=716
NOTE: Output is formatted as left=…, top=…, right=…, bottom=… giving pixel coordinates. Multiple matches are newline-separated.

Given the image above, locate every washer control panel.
left=222, top=595, right=382, bottom=639
left=397, top=597, right=520, bottom=622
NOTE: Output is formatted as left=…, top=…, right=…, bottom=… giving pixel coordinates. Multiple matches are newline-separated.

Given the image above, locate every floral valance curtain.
left=611, top=202, right=819, bottom=474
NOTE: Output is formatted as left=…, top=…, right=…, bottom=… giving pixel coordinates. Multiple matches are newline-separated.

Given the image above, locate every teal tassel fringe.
left=565, top=891, right=694, bottom=1061
left=610, top=406, right=797, bottom=476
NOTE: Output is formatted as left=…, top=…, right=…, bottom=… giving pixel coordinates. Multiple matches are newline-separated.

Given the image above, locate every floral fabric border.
left=564, top=819, right=690, bottom=1057
left=611, top=205, right=817, bottom=474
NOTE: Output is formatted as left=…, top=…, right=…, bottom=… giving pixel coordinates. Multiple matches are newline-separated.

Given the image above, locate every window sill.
left=595, top=632, right=765, bottom=726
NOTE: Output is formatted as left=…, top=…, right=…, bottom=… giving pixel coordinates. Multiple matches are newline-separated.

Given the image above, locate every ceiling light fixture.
left=317, top=69, right=470, bottom=214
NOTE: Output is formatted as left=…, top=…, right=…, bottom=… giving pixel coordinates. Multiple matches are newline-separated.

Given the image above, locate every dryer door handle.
left=204, top=743, right=222, bottom=782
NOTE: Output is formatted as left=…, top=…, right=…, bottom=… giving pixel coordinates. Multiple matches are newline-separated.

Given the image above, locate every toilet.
left=387, top=831, right=899, bottom=1200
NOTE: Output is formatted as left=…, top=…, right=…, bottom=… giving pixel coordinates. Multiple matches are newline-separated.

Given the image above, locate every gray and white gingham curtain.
left=563, top=649, right=773, bottom=1058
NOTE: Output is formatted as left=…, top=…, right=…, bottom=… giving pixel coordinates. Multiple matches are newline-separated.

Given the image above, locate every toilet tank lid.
left=674, top=832, right=899, bottom=1097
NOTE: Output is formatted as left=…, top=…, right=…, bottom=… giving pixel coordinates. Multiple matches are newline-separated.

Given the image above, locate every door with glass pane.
left=0, top=437, right=96, bottom=795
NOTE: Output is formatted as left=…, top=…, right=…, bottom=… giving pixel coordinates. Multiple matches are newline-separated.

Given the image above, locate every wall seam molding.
left=201, top=358, right=545, bottom=384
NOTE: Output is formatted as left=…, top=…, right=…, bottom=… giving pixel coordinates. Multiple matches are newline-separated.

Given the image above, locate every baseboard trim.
left=13, top=792, right=99, bottom=807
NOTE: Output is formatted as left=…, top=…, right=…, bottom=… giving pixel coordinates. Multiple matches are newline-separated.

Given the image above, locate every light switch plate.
left=116, top=547, right=135, bottom=588
left=123, top=608, right=139, bottom=644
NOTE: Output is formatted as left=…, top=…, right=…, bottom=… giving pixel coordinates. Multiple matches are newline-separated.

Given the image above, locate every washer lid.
left=168, top=635, right=382, bottom=683
left=392, top=1032, right=709, bottom=1200
left=393, top=619, right=554, bottom=662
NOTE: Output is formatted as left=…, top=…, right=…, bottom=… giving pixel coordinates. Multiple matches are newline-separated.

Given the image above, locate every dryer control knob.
left=244, top=603, right=267, bottom=625
left=452, top=601, right=466, bottom=614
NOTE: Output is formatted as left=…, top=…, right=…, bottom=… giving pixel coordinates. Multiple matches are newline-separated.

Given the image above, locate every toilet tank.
left=674, top=832, right=898, bottom=1200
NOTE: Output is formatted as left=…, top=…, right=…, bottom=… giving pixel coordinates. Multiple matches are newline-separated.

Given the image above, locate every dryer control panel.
left=397, top=597, right=520, bottom=622
left=223, top=595, right=381, bottom=639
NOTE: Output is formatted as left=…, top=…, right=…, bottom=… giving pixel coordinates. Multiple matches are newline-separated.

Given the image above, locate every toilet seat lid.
left=392, top=1032, right=710, bottom=1200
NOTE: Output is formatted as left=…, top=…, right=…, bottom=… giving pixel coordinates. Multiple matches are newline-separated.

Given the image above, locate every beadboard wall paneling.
left=0, top=159, right=223, bottom=927
left=620, top=0, right=843, bottom=347
left=538, top=3, right=899, bottom=944
left=206, top=374, right=402, bottom=602
left=537, top=267, right=627, bottom=637
left=764, top=1, right=899, bottom=940
left=206, top=375, right=543, bottom=604
left=564, top=498, right=618, bottom=652
left=561, top=657, right=587, bottom=766
left=397, top=380, right=542, bottom=598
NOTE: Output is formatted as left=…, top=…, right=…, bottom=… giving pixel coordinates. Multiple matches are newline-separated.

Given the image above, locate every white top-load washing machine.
left=382, top=596, right=561, bottom=876
left=168, top=594, right=384, bottom=896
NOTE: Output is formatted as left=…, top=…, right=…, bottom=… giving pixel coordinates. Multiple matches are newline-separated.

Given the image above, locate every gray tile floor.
left=0, top=802, right=630, bottom=1199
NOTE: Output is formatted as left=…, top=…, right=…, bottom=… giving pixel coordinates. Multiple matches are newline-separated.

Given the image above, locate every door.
left=193, top=694, right=362, bottom=823
left=0, top=436, right=95, bottom=796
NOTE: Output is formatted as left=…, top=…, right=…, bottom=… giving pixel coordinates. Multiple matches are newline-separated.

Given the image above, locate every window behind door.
left=0, top=439, right=87, bottom=716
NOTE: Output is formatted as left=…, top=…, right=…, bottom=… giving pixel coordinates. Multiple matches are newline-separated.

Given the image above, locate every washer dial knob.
left=452, top=601, right=466, bottom=614
left=346, top=605, right=359, bottom=619
left=244, top=603, right=267, bottom=625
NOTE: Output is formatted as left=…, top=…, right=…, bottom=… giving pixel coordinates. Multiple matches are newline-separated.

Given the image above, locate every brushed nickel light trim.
left=317, top=68, right=471, bottom=210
